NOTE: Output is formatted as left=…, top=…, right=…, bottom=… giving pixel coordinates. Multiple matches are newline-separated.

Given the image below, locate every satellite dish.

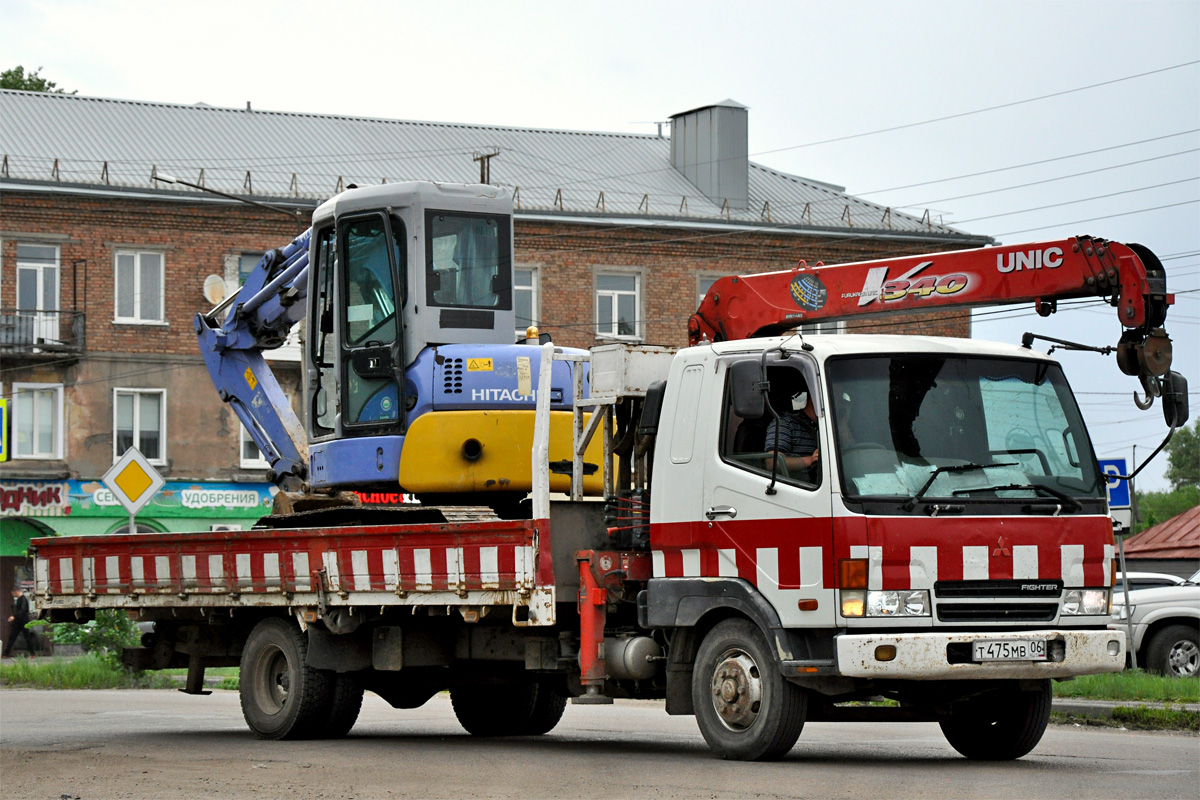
left=203, top=274, right=227, bottom=305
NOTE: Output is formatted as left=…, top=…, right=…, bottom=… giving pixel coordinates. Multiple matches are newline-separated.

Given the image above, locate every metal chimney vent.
left=669, top=99, right=749, bottom=211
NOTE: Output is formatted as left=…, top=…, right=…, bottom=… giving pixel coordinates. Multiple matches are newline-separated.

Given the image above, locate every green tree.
left=1, top=66, right=75, bottom=93
left=1133, top=485, right=1200, bottom=534
left=1164, top=420, right=1198, bottom=491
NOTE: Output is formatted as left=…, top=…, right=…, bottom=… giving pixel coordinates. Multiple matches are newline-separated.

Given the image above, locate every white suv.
left=1110, top=569, right=1200, bottom=677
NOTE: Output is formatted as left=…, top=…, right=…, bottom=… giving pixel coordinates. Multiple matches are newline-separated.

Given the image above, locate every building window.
left=595, top=272, right=640, bottom=340
left=114, top=250, right=165, bottom=323
left=697, top=275, right=720, bottom=306
left=515, top=267, right=538, bottom=338
left=11, top=384, right=64, bottom=459
left=799, top=320, right=844, bottom=335
left=16, top=244, right=60, bottom=344
left=114, top=389, right=166, bottom=464
left=240, top=426, right=270, bottom=470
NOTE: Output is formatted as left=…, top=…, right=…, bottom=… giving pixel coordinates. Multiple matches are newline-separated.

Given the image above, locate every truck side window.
left=720, top=361, right=822, bottom=489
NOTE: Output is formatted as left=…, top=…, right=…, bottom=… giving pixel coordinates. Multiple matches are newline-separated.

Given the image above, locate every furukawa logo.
left=996, top=247, right=1063, bottom=273
left=845, top=261, right=972, bottom=307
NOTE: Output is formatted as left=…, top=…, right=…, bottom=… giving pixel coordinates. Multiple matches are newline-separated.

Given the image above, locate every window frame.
left=594, top=269, right=643, bottom=341
left=514, top=266, right=539, bottom=339
left=239, top=425, right=271, bottom=470
left=113, top=249, right=167, bottom=324
left=113, top=387, right=168, bottom=465
left=11, top=382, right=65, bottom=460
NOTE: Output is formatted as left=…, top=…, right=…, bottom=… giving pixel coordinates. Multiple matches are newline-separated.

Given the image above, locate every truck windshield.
left=425, top=210, right=511, bottom=310
left=827, top=355, right=1104, bottom=504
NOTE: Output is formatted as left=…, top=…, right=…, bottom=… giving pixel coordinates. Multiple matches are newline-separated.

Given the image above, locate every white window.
left=240, top=426, right=270, bottom=470
left=515, top=267, right=538, bottom=339
left=11, top=383, right=64, bottom=459
left=16, top=244, right=60, bottom=343
left=697, top=276, right=719, bottom=306
left=114, top=250, right=165, bottom=323
left=114, top=389, right=166, bottom=464
left=596, top=272, right=640, bottom=340
left=229, top=251, right=301, bottom=361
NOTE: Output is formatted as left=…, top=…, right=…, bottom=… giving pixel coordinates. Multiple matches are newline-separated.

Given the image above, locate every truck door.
left=702, top=354, right=835, bottom=627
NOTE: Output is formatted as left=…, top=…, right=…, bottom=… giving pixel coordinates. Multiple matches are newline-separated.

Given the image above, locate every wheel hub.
left=1168, top=640, right=1199, bottom=676
left=710, top=649, right=763, bottom=731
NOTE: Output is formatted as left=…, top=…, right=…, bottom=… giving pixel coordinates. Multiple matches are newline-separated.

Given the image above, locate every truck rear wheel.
left=322, top=672, right=365, bottom=737
left=939, top=680, right=1052, bottom=760
left=240, top=617, right=333, bottom=740
left=451, top=679, right=567, bottom=736
left=692, top=619, right=806, bottom=761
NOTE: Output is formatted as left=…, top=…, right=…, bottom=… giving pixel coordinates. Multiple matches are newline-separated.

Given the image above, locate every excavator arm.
left=689, top=235, right=1175, bottom=398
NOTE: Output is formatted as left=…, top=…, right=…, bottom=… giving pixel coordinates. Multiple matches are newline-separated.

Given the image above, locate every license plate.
left=972, top=639, right=1047, bottom=662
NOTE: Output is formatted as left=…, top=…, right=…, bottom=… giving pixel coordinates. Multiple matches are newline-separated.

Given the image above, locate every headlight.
left=841, top=590, right=931, bottom=617
left=1063, top=588, right=1110, bottom=616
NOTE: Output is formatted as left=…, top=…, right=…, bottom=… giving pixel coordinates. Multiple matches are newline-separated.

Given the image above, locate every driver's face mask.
left=791, top=391, right=808, bottom=412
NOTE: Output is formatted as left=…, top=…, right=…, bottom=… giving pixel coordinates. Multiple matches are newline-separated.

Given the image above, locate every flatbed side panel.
left=32, top=519, right=545, bottom=599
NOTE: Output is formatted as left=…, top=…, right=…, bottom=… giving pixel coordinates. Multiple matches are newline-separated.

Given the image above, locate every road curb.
left=1052, top=698, right=1200, bottom=721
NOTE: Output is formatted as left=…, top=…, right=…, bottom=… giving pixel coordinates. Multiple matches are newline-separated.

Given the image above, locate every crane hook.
left=1133, top=373, right=1160, bottom=411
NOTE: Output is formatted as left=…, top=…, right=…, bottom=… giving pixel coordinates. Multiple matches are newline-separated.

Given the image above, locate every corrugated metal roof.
left=1124, top=505, right=1200, bottom=559
left=0, top=90, right=981, bottom=239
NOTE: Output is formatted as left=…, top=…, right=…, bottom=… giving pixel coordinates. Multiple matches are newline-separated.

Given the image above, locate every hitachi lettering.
left=997, top=247, right=1063, bottom=273
left=471, top=388, right=538, bottom=402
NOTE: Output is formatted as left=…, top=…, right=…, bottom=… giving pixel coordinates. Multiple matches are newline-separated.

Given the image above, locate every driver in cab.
left=766, top=384, right=820, bottom=482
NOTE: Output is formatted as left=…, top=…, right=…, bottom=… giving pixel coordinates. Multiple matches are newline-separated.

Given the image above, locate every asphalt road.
left=1, top=689, right=1197, bottom=799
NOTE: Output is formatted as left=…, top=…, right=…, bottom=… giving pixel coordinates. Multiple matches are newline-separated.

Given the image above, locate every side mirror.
left=730, top=360, right=765, bottom=419
left=1162, top=370, right=1190, bottom=427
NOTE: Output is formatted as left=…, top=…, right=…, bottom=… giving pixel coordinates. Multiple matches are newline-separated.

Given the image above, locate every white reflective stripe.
left=651, top=550, right=666, bottom=578
left=1103, top=544, right=1116, bottom=586
left=414, top=549, right=432, bottom=590
left=382, top=550, right=399, bottom=590
left=182, top=555, right=197, bottom=585
left=291, top=552, right=308, bottom=591
left=82, top=558, right=94, bottom=590
left=446, top=548, right=464, bottom=588
left=35, top=558, right=49, bottom=592
left=868, top=546, right=883, bottom=590
left=963, top=546, right=989, bottom=581
left=681, top=549, right=701, bottom=577
left=1061, top=544, right=1086, bottom=587
left=799, top=546, right=823, bottom=588
left=323, top=551, right=340, bottom=590
left=850, top=545, right=868, bottom=559
left=105, top=556, right=120, bottom=589
left=60, top=558, right=75, bottom=593
left=155, top=556, right=170, bottom=585
left=909, top=546, right=938, bottom=590
left=352, top=550, right=369, bottom=591
left=1012, top=545, right=1039, bottom=580
left=756, top=548, right=780, bottom=589
left=517, top=546, right=534, bottom=584
left=236, top=554, right=252, bottom=585
left=130, top=557, right=143, bottom=589
left=209, top=555, right=224, bottom=590
left=717, top=549, right=738, bottom=577
left=480, top=546, right=499, bottom=587
left=264, top=553, right=281, bottom=586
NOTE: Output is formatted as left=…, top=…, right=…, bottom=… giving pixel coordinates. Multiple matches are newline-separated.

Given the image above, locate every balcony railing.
left=0, top=309, right=86, bottom=357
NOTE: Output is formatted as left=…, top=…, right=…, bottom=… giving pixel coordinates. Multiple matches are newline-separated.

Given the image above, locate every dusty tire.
left=239, top=618, right=333, bottom=740
left=322, top=672, right=365, bottom=737
left=1146, top=624, right=1200, bottom=677
left=451, top=680, right=567, bottom=737
left=939, top=680, right=1052, bottom=760
left=692, top=619, right=806, bottom=761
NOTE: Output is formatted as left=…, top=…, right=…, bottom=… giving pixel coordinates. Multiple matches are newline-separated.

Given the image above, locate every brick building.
left=0, top=91, right=991, bottom=573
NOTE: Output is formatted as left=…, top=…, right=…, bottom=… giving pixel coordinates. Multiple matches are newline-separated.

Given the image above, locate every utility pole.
left=473, top=149, right=499, bottom=185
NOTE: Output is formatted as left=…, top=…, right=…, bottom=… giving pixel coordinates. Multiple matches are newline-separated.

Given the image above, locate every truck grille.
left=935, top=580, right=1062, bottom=599
left=936, top=603, right=1059, bottom=622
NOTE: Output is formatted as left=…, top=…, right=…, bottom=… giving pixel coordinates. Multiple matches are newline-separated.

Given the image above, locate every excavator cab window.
left=425, top=211, right=511, bottom=310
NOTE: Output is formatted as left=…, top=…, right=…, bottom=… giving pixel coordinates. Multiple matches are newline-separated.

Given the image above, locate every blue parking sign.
left=1098, top=458, right=1130, bottom=508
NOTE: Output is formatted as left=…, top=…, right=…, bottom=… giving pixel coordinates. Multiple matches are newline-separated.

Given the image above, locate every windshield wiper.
left=900, top=462, right=1017, bottom=511
left=951, top=482, right=1083, bottom=513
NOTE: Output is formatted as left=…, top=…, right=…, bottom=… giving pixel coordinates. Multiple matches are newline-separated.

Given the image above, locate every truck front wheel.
left=240, top=617, right=333, bottom=740
left=451, top=679, right=567, bottom=736
left=692, top=619, right=806, bottom=761
left=939, top=680, right=1052, bottom=760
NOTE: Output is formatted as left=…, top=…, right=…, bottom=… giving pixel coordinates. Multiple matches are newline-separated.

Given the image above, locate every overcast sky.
left=4, top=0, right=1198, bottom=493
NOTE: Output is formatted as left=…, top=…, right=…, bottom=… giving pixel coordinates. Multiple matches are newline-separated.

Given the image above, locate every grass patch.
left=1052, top=706, right=1200, bottom=732
left=0, top=653, right=178, bottom=690
left=1053, top=670, right=1200, bottom=703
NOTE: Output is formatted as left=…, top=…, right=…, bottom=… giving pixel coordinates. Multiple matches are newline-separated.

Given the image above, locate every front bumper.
left=835, top=628, right=1126, bottom=680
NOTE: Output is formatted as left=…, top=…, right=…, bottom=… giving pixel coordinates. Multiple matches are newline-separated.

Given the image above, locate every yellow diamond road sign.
left=102, top=447, right=166, bottom=516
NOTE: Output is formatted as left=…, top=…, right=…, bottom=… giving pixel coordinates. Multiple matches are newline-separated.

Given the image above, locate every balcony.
left=0, top=309, right=86, bottom=359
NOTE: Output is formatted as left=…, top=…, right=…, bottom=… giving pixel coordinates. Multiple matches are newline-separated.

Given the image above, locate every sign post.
left=1099, top=456, right=1136, bottom=669
left=101, top=448, right=165, bottom=534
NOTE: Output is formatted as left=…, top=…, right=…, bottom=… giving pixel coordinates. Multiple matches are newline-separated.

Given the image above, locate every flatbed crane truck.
left=30, top=182, right=1187, bottom=760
